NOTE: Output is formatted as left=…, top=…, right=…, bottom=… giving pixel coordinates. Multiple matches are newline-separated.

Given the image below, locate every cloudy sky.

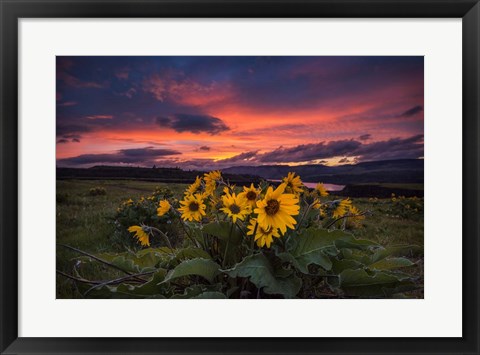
left=56, top=56, right=424, bottom=169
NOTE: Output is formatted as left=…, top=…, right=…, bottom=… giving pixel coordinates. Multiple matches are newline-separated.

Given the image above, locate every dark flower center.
left=265, top=199, right=280, bottom=215
left=246, top=191, right=257, bottom=200
left=229, top=204, right=241, bottom=214
left=189, top=202, right=199, bottom=212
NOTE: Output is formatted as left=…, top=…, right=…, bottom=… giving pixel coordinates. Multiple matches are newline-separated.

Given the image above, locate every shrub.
left=110, top=186, right=183, bottom=250
left=89, top=186, right=107, bottom=196
left=71, top=172, right=421, bottom=299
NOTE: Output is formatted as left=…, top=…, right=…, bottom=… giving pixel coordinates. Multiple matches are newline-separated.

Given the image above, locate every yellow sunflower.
left=185, top=176, right=202, bottom=196
left=220, top=192, right=251, bottom=223
left=282, top=172, right=304, bottom=195
left=205, top=180, right=217, bottom=196
left=315, top=183, right=329, bottom=197
left=238, top=183, right=261, bottom=208
left=128, top=225, right=150, bottom=247
left=204, top=170, right=222, bottom=185
left=247, top=219, right=281, bottom=248
left=254, top=183, right=300, bottom=234
left=348, top=205, right=365, bottom=225
left=312, top=198, right=322, bottom=209
left=157, top=200, right=171, bottom=216
left=332, top=198, right=352, bottom=219
left=178, top=193, right=206, bottom=222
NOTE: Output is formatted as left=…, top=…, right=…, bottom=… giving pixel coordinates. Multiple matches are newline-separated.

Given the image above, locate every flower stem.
left=223, top=222, right=234, bottom=268
left=149, top=226, right=173, bottom=249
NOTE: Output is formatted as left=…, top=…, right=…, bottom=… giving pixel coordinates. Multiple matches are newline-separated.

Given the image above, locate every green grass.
left=354, top=183, right=424, bottom=190
left=56, top=179, right=424, bottom=298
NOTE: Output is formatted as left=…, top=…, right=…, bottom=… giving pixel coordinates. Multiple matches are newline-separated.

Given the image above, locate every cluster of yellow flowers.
left=129, top=170, right=362, bottom=249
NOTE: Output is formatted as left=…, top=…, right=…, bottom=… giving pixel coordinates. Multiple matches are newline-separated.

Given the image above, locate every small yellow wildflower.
left=204, top=170, right=222, bottom=185
left=333, top=198, right=352, bottom=219
left=185, top=176, right=202, bottom=196
left=205, top=181, right=216, bottom=196
left=238, top=183, right=261, bottom=208
left=178, top=193, right=206, bottom=222
left=247, top=219, right=280, bottom=248
left=315, top=183, right=329, bottom=197
left=220, top=192, right=251, bottom=223
left=282, top=172, right=304, bottom=195
left=157, top=200, right=171, bottom=216
left=128, top=225, right=150, bottom=247
left=255, top=183, right=300, bottom=234
left=312, top=198, right=322, bottom=209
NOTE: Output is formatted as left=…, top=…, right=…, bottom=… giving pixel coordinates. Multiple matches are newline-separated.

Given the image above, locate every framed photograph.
left=1, top=0, right=478, bottom=354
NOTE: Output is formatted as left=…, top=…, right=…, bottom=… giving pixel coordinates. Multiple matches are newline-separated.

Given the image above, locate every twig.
left=57, top=244, right=146, bottom=282
left=148, top=226, right=173, bottom=249
left=83, top=270, right=156, bottom=297
left=324, top=210, right=370, bottom=229
left=56, top=270, right=101, bottom=285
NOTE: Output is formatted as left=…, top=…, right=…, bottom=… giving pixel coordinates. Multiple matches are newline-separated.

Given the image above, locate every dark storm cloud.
left=358, top=134, right=372, bottom=141
left=156, top=114, right=229, bottom=134
left=258, top=140, right=362, bottom=163
left=399, top=105, right=423, bottom=118
left=56, top=124, right=92, bottom=136
left=251, top=135, right=423, bottom=164
left=217, top=151, right=259, bottom=164
left=354, top=134, right=424, bottom=161
left=57, top=147, right=181, bottom=166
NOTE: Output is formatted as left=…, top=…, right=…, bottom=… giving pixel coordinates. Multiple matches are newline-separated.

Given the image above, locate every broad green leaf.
left=202, top=221, right=243, bottom=245
left=338, top=268, right=417, bottom=297
left=87, top=270, right=168, bottom=298
left=341, top=248, right=373, bottom=266
left=371, top=245, right=422, bottom=263
left=174, top=247, right=211, bottom=261
left=369, top=257, right=415, bottom=270
left=223, top=253, right=301, bottom=298
left=192, top=292, right=226, bottom=299
left=331, top=259, right=363, bottom=274
left=161, top=258, right=221, bottom=284
left=334, top=238, right=378, bottom=250
left=278, top=228, right=354, bottom=273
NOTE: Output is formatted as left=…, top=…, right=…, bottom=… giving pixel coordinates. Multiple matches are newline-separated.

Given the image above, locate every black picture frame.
left=1, top=1, right=479, bottom=354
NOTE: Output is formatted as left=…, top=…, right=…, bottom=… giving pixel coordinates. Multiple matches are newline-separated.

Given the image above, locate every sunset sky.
left=56, top=56, right=424, bottom=169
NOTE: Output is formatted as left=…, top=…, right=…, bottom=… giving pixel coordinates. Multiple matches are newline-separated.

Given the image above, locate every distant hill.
left=57, top=159, right=423, bottom=185
left=56, top=166, right=262, bottom=185
left=222, top=159, right=424, bottom=184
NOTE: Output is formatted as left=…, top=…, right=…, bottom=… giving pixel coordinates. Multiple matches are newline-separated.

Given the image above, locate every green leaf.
left=331, top=259, right=363, bottom=274
left=161, top=258, right=221, bottom=284
left=341, top=248, right=373, bottom=266
left=87, top=270, right=168, bottom=298
left=279, top=228, right=354, bottom=273
left=174, top=247, right=211, bottom=261
left=334, top=238, right=379, bottom=250
left=371, top=245, right=422, bottom=263
left=369, top=257, right=415, bottom=270
left=223, top=254, right=301, bottom=298
left=202, top=221, right=243, bottom=245
left=192, top=291, right=226, bottom=299
left=338, top=268, right=417, bottom=297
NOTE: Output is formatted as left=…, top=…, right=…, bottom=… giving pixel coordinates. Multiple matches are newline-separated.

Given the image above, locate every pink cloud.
left=85, top=115, right=113, bottom=120
left=115, top=67, right=130, bottom=80
left=143, top=72, right=234, bottom=107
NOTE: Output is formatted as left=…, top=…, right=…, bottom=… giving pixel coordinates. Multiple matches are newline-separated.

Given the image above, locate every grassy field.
left=56, top=179, right=424, bottom=298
